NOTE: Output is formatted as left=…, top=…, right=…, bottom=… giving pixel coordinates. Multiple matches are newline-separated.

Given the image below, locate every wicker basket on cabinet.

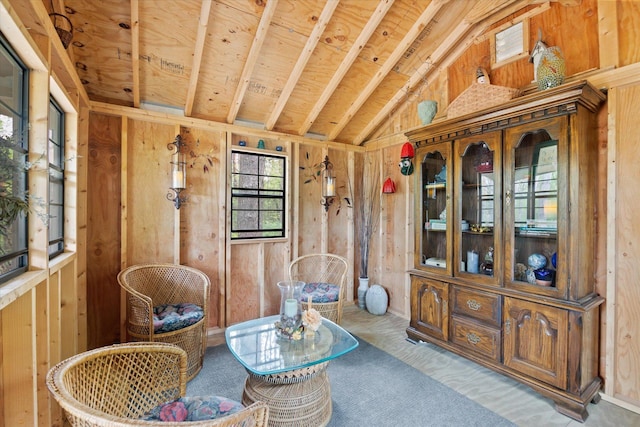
left=447, top=82, right=521, bottom=119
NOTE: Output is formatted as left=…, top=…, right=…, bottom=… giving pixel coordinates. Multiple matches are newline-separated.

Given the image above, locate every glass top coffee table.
left=226, top=315, right=358, bottom=426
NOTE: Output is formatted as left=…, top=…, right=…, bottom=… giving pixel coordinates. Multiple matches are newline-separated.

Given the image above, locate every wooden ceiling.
left=53, top=0, right=534, bottom=144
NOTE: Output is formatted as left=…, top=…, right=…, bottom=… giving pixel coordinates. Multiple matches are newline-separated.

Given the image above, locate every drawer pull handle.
left=466, top=299, right=481, bottom=311
left=506, top=190, right=511, bottom=207
left=467, top=333, right=481, bottom=345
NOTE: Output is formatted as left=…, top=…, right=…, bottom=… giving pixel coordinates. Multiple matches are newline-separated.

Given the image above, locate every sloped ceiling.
left=55, top=0, right=535, bottom=144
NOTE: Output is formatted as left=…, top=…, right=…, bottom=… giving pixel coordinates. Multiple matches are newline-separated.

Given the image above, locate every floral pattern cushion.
left=299, top=282, right=340, bottom=304
left=153, top=303, right=204, bottom=334
left=141, top=395, right=244, bottom=422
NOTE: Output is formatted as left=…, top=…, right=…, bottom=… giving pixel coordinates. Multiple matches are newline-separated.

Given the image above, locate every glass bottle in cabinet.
left=415, top=142, right=452, bottom=274
left=504, top=117, right=565, bottom=297
left=454, top=132, right=501, bottom=284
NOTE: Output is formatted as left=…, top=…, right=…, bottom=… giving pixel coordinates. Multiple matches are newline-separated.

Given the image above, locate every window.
left=0, top=34, right=29, bottom=282
left=231, top=150, right=286, bottom=239
left=48, top=98, right=64, bottom=258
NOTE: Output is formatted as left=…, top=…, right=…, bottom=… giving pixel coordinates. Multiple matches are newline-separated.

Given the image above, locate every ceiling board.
left=137, top=0, right=201, bottom=108
left=47, top=0, right=546, bottom=144
left=192, top=0, right=262, bottom=120
left=237, top=21, right=308, bottom=123
left=65, top=0, right=133, bottom=105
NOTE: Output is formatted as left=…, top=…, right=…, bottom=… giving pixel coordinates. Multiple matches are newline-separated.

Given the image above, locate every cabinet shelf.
left=516, top=228, right=557, bottom=238
left=424, top=182, right=446, bottom=189
left=462, top=230, right=494, bottom=236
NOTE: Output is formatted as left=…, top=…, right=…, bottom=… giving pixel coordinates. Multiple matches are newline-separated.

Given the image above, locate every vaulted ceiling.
left=53, top=0, right=534, bottom=144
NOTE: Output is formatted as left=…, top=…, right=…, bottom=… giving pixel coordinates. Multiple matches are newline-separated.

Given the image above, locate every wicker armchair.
left=288, top=253, right=348, bottom=324
left=117, top=263, right=210, bottom=380
left=47, top=343, right=269, bottom=426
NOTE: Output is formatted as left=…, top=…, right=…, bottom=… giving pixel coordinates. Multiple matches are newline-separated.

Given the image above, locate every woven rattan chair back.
left=47, top=342, right=269, bottom=426
left=288, top=253, right=348, bottom=324
left=117, top=263, right=210, bottom=380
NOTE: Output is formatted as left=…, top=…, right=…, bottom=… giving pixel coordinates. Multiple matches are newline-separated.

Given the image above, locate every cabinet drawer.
left=451, top=286, right=501, bottom=326
left=450, top=315, right=501, bottom=362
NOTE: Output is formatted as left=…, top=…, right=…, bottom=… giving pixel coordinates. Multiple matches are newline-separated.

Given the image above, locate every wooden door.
left=410, top=276, right=449, bottom=341
left=503, top=297, right=568, bottom=388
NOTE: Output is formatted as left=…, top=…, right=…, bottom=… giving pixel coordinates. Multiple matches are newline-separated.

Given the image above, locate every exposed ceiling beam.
left=297, top=0, right=394, bottom=136
left=184, top=0, right=212, bottom=117
left=327, top=0, right=445, bottom=142
left=227, top=0, right=279, bottom=124
left=130, top=0, right=140, bottom=107
left=264, top=0, right=340, bottom=131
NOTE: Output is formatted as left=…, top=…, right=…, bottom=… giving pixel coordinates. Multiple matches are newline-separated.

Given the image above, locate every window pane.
left=234, top=174, right=259, bottom=190
left=48, top=98, right=64, bottom=259
left=260, top=198, right=283, bottom=210
left=0, top=34, right=29, bottom=282
left=49, top=205, right=64, bottom=240
left=232, top=210, right=258, bottom=230
left=262, top=175, right=284, bottom=191
left=230, top=150, right=286, bottom=239
left=232, top=197, right=259, bottom=210
left=261, top=211, right=283, bottom=230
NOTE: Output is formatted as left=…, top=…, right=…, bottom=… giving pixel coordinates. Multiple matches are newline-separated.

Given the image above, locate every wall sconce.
left=167, top=135, right=187, bottom=209
left=320, top=155, right=336, bottom=211
left=382, top=177, right=396, bottom=194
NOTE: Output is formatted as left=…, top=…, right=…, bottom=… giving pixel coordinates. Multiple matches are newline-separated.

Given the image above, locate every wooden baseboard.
left=601, top=393, right=640, bottom=415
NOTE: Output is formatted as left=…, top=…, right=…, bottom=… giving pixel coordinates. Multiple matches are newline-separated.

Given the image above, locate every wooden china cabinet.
left=405, top=81, right=605, bottom=422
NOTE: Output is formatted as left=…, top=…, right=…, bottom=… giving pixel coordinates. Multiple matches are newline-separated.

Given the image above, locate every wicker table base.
left=242, top=362, right=332, bottom=427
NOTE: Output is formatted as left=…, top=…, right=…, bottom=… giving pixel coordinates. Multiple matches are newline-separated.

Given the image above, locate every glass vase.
left=277, top=281, right=304, bottom=338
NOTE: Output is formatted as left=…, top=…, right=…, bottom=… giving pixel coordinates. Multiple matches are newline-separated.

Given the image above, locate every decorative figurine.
left=399, top=142, right=415, bottom=176
left=529, top=30, right=548, bottom=83
left=476, top=67, right=490, bottom=84
left=481, top=247, right=494, bottom=276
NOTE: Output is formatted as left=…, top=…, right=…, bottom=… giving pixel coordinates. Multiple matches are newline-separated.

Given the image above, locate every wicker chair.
left=47, top=342, right=269, bottom=426
left=288, top=253, right=349, bottom=324
left=117, top=263, right=210, bottom=380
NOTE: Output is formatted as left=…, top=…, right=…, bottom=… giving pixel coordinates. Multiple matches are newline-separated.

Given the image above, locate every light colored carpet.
left=187, top=336, right=516, bottom=426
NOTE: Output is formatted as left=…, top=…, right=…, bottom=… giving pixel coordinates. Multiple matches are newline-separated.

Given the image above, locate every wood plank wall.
left=607, top=83, right=640, bottom=407
left=85, top=109, right=366, bottom=343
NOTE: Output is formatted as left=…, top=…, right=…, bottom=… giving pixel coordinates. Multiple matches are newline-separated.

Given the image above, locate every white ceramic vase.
left=358, top=277, right=369, bottom=310
left=366, top=284, right=388, bottom=315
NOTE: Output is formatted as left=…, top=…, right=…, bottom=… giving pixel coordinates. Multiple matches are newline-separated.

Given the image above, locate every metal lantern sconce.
left=320, top=155, right=336, bottom=211
left=167, top=135, right=187, bottom=209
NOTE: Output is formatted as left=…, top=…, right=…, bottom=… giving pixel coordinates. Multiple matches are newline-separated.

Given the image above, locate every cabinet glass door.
left=504, top=117, right=567, bottom=296
left=454, top=132, right=501, bottom=284
left=416, top=142, right=452, bottom=274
